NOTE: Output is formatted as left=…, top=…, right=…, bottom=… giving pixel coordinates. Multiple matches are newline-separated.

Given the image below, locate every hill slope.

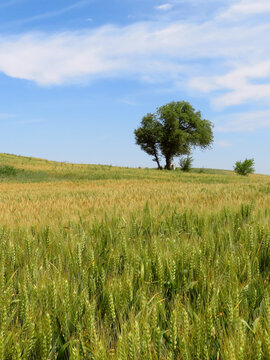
left=0, top=152, right=266, bottom=184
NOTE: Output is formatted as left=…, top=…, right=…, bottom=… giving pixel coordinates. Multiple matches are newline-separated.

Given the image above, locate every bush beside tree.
left=234, top=159, right=255, bottom=176
left=179, top=155, right=193, bottom=172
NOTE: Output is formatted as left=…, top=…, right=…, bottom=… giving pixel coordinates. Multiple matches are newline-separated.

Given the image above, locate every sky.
left=0, top=0, right=270, bottom=174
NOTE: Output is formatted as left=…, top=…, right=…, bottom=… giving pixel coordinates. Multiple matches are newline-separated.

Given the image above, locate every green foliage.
left=0, top=165, right=17, bottom=176
left=134, top=114, right=162, bottom=169
left=134, top=101, right=214, bottom=169
left=180, top=155, right=193, bottom=172
left=234, top=159, right=255, bottom=176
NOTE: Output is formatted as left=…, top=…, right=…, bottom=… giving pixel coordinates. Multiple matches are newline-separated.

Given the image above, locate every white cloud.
left=189, top=61, right=270, bottom=107
left=219, top=0, right=270, bottom=20
left=0, top=25, right=191, bottom=85
left=215, top=109, right=270, bottom=132
left=155, top=3, right=173, bottom=11
left=0, top=0, right=269, bottom=114
left=0, top=19, right=269, bottom=87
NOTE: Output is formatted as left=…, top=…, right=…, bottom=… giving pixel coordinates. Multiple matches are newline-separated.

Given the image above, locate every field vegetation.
left=0, top=153, right=270, bottom=359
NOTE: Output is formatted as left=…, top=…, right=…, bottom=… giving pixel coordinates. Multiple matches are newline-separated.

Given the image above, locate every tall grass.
left=0, top=154, right=269, bottom=359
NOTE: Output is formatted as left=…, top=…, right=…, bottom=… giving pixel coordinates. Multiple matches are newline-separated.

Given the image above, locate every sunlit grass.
left=0, top=153, right=270, bottom=359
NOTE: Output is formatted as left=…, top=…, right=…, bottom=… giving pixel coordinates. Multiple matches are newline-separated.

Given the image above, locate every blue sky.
left=0, top=0, right=270, bottom=173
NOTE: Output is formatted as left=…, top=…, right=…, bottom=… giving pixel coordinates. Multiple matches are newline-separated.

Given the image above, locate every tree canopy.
left=134, top=101, right=214, bottom=169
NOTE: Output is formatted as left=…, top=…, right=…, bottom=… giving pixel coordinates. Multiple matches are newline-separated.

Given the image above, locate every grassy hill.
left=0, top=153, right=270, bottom=359
left=0, top=152, right=265, bottom=183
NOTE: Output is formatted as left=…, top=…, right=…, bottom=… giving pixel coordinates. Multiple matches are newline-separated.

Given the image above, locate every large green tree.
left=134, top=101, right=214, bottom=169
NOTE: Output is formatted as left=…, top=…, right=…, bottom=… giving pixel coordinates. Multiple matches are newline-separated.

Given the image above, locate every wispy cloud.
left=0, top=24, right=191, bottom=85
left=0, top=0, right=269, bottom=118
left=11, top=118, right=42, bottom=125
left=0, top=116, right=42, bottom=126
left=118, top=99, right=140, bottom=106
left=189, top=61, right=270, bottom=107
left=0, top=0, right=26, bottom=9
left=1, top=0, right=92, bottom=27
left=215, top=140, right=232, bottom=147
left=0, top=113, right=17, bottom=120
left=0, top=113, right=42, bottom=126
left=215, top=109, right=270, bottom=132
left=0, top=17, right=269, bottom=87
left=155, top=3, right=173, bottom=11
left=219, top=0, right=270, bottom=20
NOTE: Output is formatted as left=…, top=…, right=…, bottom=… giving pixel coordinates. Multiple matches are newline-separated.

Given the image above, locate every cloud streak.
left=215, top=109, right=270, bottom=132
left=0, top=0, right=26, bottom=9
left=0, top=113, right=17, bottom=120
left=0, top=0, right=92, bottom=27
left=155, top=4, right=173, bottom=11
left=215, top=140, right=232, bottom=147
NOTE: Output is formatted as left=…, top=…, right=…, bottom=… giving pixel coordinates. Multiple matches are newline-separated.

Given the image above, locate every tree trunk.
left=165, top=156, right=172, bottom=170
left=153, top=150, right=162, bottom=169
left=153, top=150, right=162, bottom=170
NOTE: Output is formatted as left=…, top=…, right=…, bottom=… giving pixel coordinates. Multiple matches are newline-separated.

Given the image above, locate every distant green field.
left=0, top=153, right=270, bottom=359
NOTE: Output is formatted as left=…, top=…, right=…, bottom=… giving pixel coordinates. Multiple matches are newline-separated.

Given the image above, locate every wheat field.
left=0, top=153, right=270, bottom=359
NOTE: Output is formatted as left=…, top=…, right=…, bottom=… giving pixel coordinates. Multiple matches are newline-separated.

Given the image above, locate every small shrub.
left=234, top=159, right=255, bottom=176
left=179, top=156, right=193, bottom=172
left=0, top=165, right=17, bottom=176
